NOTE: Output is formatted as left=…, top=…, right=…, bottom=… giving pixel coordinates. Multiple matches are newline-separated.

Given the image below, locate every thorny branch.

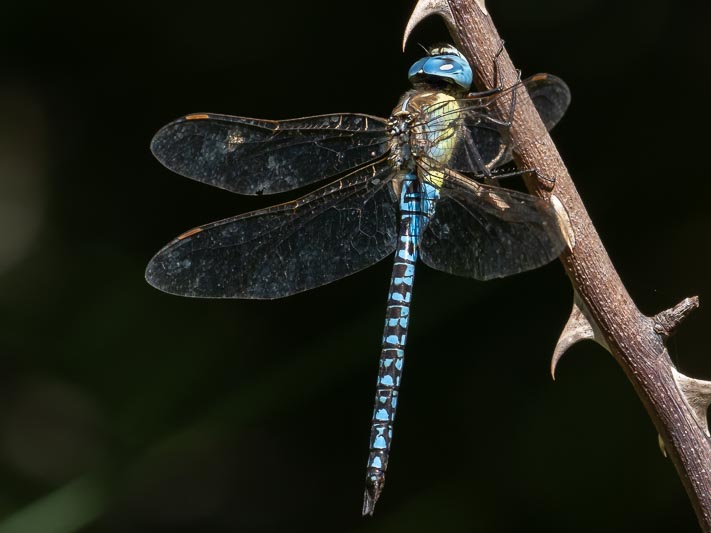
left=404, top=0, right=711, bottom=530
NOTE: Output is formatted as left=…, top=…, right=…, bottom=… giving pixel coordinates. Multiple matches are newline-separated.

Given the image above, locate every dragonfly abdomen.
left=363, top=173, right=438, bottom=515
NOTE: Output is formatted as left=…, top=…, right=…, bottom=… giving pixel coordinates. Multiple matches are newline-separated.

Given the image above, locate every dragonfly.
left=146, top=44, right=570, bottom=515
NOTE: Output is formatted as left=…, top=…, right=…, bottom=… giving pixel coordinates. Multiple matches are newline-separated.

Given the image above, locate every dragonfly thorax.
left=387, top=89, right=464, bottom=183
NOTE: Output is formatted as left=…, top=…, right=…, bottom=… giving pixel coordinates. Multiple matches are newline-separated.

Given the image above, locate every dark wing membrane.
left=414, top=74, right=570, bottom=174
left=145, top=158, right=398, bottom=299
left=525, top=73, right=571, bottom=131
left=151, top=112, right=390, bottom=195
left=419, top=167, right=565, bottom=281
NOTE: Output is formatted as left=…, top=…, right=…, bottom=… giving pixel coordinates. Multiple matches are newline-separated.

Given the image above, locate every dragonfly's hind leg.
left=484, top=166, right=556, bottom=189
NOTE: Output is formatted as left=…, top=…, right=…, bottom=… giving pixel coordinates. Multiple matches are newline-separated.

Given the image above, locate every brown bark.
left=407, top=0, right=711, bottom=529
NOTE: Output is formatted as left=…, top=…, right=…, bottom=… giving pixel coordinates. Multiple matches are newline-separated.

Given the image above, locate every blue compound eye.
left=407, top=51, right=473, bottom=91
left=407, top=57, right=428, bottom=80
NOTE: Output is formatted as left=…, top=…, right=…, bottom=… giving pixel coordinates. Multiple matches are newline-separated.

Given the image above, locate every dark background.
left=1, top=0, right=709, bottom=531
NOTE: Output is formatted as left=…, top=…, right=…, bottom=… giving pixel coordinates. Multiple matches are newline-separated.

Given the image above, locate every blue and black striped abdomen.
left=362, top=173, right=439, bottom=515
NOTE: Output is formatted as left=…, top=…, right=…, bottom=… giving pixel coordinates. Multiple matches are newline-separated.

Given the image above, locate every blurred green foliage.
left=0, top=0, right=709, bottom=531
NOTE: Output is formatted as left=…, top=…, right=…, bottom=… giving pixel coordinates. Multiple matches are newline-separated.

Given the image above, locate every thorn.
left=672, top=367, right=711, bottom=437
left=551, top=292, right=608, bottom=379
left=550, top=194, right=575, bottom=250
left=658, top=433, right=668, bottom=458
left=654, top=296, right=700, bottom=340
left=403, top=0, right=456, bottom=52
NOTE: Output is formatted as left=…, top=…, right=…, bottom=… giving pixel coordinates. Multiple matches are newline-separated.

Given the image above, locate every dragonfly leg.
left=466, top=43, right=524, bottom=135
left=485, top=166, right=556, bottom=188
left=465, top=39, right=519, bottom=98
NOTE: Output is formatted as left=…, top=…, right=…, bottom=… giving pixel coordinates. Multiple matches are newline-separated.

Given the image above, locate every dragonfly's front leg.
left=465, top=40, right=523, bottom=137
left=465, top=39, right=521, bottom=99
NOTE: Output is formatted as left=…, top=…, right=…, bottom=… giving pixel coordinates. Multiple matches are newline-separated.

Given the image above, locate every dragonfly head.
left=408, top=44, right=473, bottom=92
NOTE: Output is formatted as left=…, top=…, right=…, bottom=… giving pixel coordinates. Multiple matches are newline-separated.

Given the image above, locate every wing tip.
left=144, top=255, right=195, bottom=298
left=149, top=113, right=207, bottom=171
left=144, top=259, right=166, bottom=293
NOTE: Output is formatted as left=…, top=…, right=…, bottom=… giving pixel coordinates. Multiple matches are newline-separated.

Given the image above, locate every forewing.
left=146, top=158, right=398, bottom=299
left=526, top=73, right=571, bottom=132
left=151, top=112, right=390, bottom=195
left=419, top=168, right=565, bottom=280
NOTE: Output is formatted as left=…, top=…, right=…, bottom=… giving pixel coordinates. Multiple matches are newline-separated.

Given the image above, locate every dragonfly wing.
left=526, top=73, right=571, bottom=132
left=146, top=158, right=398, bottom=299
left=419, top=168, right=565, bottom=280
left=151, top=112, right=390, bottom=195
left=417, top=74, right=570, bottom=174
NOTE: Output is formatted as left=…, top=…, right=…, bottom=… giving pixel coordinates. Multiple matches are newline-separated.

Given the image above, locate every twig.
left=405, top=0, right=711, bottom=529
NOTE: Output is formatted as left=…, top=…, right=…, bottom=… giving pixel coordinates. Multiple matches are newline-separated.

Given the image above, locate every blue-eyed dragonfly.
left=146, top=44, right=570, bottom=515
